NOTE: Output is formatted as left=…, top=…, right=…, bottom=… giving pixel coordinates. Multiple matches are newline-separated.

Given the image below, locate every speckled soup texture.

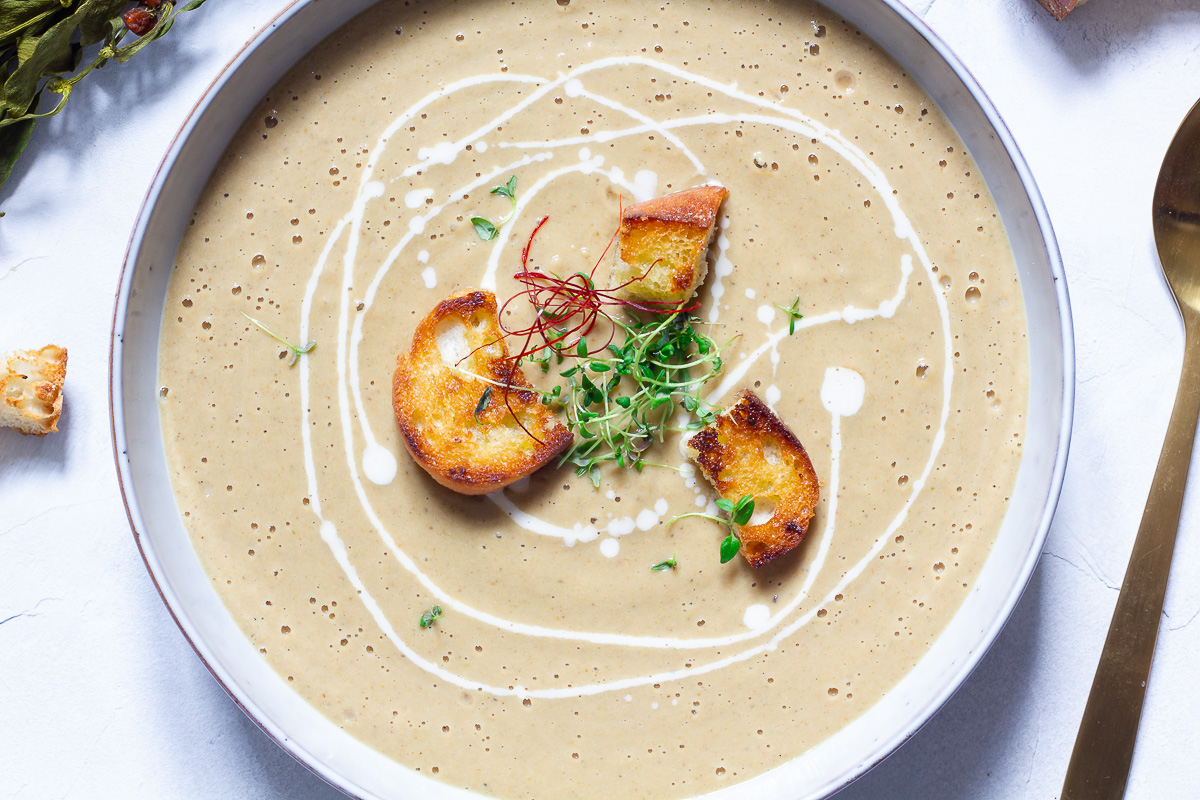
left=156, top=1, right=1029, bottom=797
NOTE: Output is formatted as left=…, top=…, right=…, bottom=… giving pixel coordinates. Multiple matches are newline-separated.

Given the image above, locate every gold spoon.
left=1062, top=97, right=1200, bottom=798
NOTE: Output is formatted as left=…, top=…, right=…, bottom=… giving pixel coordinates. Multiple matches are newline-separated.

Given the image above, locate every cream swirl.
left=294, top=58, right=954, bottom=698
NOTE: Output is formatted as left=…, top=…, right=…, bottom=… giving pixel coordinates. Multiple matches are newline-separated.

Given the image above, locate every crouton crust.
left=622, top=184, right=728, bottom=230
left=686, top=390, right=819, bottom=567
left=1, top=345, right=67, bottom=436
left=613, top=184, right=728, bottom=305
left=1036, top=0, right=1087, bottom=19
left=392, top=289, right=572, bottom=495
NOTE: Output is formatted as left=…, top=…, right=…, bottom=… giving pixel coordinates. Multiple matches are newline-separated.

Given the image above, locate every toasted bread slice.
left=613, top=184, right=728, bottom=306
left=685, top=390, right=819, bottom=567
left=1036, top=0, right=1088, bottom=19
left=392, top=289, right=572, bottom=495
left=1, top=345, right=67, bottom=436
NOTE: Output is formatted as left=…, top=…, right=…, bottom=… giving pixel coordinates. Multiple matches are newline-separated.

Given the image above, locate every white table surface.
left=3, top=0, right=1200, bottom=797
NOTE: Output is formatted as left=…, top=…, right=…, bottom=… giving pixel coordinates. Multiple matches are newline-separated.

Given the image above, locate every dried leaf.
left=0, top=0, right=207, bottom=192
left=0, top=94, right=39, bottom=187
left=4, top=12, right=77, bottom=115
left=77, top=0, right=128, bottom=46
left=0, top=1, right=68, bottom=52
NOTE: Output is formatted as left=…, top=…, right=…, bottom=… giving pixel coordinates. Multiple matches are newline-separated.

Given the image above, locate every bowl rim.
left=108, top=2, right=1075, bottom=798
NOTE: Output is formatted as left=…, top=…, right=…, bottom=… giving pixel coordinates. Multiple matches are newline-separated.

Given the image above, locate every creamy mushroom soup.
left=157, top=1, right=1029, bottom=796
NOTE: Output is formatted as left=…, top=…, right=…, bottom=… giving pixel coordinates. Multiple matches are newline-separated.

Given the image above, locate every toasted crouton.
left=685, top=390, right=819, bottom=567
left=612, top=184, right=728, bottom=306
left=1036, top=0, right=1088, bottom=19
left=1, top=345, right=67, bottom=436
left=392, top=289, right=572, bottom=495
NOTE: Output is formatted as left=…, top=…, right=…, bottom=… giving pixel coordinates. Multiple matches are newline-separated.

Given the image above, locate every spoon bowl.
left=1154, top=100, right=1200, bottom=316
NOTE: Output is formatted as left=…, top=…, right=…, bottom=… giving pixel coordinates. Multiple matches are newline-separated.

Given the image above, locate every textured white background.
left=3, top=0, right=1200, bottom=797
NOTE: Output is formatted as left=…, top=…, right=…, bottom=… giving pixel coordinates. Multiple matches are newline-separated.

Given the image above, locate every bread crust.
left=621, top=184, right=728, bottom=230
left=1036, top=0, right=1086, bottom=19
left=686, top=389, right=819, bottom=567
left=392, top=289, right=572, bottom=495
left=613, top=184, right=728, bottom=305
left=1, top=345, right=67, bottom=436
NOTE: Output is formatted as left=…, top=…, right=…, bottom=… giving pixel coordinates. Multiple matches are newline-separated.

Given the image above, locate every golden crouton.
left=1036, top=0, right=1088, bottom=20
left=685, top=390, right=819, bottom=567
left=613, top=184, right=728, bottom=306
left=1, top=345, right=67, bottom=436
left=392, top=289, right=572, bottom=495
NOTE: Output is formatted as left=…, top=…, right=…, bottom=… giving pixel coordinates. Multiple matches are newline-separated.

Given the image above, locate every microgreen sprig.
left=546, top=312, right=728, bottom=486
left=472, top=175, right=518, bottom=240
left=666, top=494, right=755, bottom=564
left=419, top=605, right=443, bottom=629
left=240, top=312, right=316, bottom=367
left=474, top=386, right=494, bottom=425
left=776, top=296, right=804, bottom=335
left=651, top=553, right=678, bottom=572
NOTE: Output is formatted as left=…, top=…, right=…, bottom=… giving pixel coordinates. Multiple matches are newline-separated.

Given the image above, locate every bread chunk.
left=392, top=289, right=572, bottom=494
left=1036, top=0, right=1088, bottom=19
left=1, top=345, right=67, bottom=436
left=685, top=390, right=819, bottom=567
left=613, top=184, right=728, bottom=306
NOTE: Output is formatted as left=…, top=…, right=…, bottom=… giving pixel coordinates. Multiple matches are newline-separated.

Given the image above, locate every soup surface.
left=158, top=1, right=1029, bottom=796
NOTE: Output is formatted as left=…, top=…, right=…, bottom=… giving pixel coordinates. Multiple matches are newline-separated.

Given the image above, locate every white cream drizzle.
left=706, top=217, right=733, bottom=324
left=291, top=58, right=956, bottom=699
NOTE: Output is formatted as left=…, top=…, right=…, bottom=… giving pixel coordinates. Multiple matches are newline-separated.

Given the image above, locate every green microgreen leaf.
left=472, top=216, right=499, bottom=240
left=667, top=493, right=753, bottom=566
left=551, top=313, right=727, bottom=487
left=651, top=553, right=678, bottom=572
left=776, top=296, right=804, bottom=335
left=719, top=534, right=741, bottom=564
left=474, top=386, right=493, bottom=425
left=732, top=494, right=756, bottom=526
left=471, top=175, right=518, bottom=240
left=491, top=174, right=517, bottom=200
left=419, top=605, right=443, bottom=629
left=241, top=312, right=315, bottom=367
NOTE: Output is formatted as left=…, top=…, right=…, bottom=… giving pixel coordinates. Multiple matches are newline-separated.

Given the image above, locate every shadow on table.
left=224, top=706, right=351, bottom=800
left=1027, top=0, right=1200, bottom=75
left=0, top=8, right=212, bottom=243
left=830, top=561, right=1050, bottom=800
left=0, top=408, right=70, bottom=478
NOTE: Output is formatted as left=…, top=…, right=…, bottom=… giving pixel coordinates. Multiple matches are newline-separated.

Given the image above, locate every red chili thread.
left=460, top=212, right=696, bottom=444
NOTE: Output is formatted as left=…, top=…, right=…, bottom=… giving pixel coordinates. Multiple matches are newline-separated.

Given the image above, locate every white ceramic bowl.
left=110, top=2, right=1074, bottom=797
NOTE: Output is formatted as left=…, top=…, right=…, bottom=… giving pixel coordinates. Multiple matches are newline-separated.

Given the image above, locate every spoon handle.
left=1062, top=330, right=1200, bottom=799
